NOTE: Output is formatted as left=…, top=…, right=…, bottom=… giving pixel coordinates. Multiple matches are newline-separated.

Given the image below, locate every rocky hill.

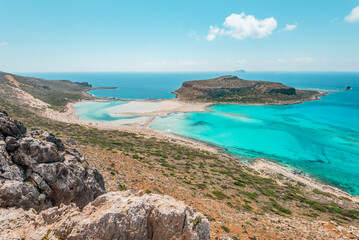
left=0, top=110, right=210, bottom=239
left=174, top=75, right=324, bottom=104
left=0, top=71, right=93, bottom=112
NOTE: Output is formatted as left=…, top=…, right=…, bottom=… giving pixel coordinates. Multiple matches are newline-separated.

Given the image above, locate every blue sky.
left=0, top=0, right=358, bottom=72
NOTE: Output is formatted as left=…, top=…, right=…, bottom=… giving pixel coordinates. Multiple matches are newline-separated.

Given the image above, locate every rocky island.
left=174, top=75, right=324, bottom=104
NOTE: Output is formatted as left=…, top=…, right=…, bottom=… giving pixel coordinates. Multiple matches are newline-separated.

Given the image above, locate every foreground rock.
left=0, top=110, right=105, bottom=211
left=0, top=110, right=211, bottom=239
left=0, top=191, right=210, bottom=240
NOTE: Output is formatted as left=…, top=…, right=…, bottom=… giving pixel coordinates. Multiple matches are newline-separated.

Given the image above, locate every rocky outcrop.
left=0, top=111, right=211, bottom=239
left=0, top=110, right=105, bottom=211
left=0, top=191, right=210, bottom=240
left=0, top=110, right=26, bottom=138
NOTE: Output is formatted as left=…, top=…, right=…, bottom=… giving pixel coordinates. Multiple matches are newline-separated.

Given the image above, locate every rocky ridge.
left=0, top=110, right=210, bottom=239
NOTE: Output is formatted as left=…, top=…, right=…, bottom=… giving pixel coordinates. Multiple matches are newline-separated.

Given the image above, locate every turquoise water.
left=21, top=72, right=359, bottom=194
left=151, top=72, right=359, bottom=194
left=74, top=101, right=133, bottom=121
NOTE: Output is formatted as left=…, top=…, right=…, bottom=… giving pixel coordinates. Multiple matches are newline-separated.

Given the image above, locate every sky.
left=0, top=0, right=358, bottom=72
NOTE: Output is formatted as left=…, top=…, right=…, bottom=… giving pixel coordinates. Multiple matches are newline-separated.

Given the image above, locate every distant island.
left=174, top=75, right=325, bottom=105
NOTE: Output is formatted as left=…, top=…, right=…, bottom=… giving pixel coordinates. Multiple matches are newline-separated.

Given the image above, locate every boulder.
left=0, top=112, right=105, bottom=211
left=0, top=191, right=210, bottom=240
left=0, top=110, right=26, bottom=137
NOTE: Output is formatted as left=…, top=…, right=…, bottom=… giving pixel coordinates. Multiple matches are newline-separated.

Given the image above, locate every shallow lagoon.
left=151, top=89, right=359, bottom=194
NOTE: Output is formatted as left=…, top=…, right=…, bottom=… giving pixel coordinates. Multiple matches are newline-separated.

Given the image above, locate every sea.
left=21, top=72, right=359, bottom=195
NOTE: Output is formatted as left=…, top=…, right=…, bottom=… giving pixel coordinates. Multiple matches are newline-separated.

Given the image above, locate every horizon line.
left=14, top=70, right=359, bottom=74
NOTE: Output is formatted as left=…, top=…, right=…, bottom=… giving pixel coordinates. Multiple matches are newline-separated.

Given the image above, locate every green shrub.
left=243, top=203, right=253, bottom=211
left=192, top=216, right=202, bottom=230
left=221, top=225, right=230, bottom=233
left=212, top=190, right=228, bottom=200
left=312, top=189, right=333, bottom=198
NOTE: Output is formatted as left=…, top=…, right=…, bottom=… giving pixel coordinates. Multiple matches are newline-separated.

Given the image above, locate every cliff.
left=174, top=75, right=323, bottom=104
left=0, top=110, right=210, bottom=239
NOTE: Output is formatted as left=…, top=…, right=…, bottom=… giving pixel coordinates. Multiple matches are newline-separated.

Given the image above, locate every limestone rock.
left=0, top=112, right=105, bottom=211
left=0, top=110, right=26, bottom=137
left=0, top=191, right=210, bottom=240
left=50, top=191, right=210, bottom=240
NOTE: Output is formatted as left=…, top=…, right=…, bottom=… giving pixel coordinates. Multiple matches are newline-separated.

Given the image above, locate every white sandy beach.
left=106, top=99, right=211, bottom=117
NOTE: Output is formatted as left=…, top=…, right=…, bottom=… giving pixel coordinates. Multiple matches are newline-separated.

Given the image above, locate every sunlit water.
left=23, top=72, right=359, bottom=194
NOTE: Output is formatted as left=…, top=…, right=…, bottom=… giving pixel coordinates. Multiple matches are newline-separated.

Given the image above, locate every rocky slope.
left=0, top=110, right=210, bottom=239
left=174, top=75, right=323, bottom=104
left=0, top=109, right=105, bottom=210
left=0, top=71, right=93, bottom=112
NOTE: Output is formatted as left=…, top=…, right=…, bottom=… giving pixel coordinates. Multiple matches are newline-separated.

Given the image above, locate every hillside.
left=174, top=75, right=324, bottom=104
left=0, top=71, right=93, bottom=111
left=1, top=71, right=358, bottom=239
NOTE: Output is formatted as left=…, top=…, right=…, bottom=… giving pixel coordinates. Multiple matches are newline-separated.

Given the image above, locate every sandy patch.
left=106, top=99, right=211, bottom=117
left=5, top=75, right=32, bottom=88
left=9, top=86, right=49, bottom=110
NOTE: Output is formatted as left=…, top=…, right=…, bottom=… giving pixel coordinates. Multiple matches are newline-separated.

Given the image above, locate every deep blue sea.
left=22, top=72, right=359, bottom=194
left=21, top=72, right=227, bottom=99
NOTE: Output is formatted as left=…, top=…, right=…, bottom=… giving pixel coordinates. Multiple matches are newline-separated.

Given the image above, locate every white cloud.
left=345, top=5, right=359, bottom=23
left=292, top=57, right=315, bottom=63
left=206, top=12, right=277, bottom=41
left=206, top=26, right=220, bottom=41
left=0, top=42, right=8, bottom=47
left=284, top=23, right=297, bottom=31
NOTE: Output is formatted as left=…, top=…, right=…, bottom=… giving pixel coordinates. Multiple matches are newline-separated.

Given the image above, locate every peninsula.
left=174, top=75, right=324, bottom=104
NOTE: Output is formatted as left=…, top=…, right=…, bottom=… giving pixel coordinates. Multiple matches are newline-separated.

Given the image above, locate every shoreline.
left=39, top=93, right=359, bottom=201
left=251, top=158, right=359, bottom=201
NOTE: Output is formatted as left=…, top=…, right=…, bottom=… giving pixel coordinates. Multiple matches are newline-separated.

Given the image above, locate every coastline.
left=251, top=158, right=359, bottom=201
left=38, top=93, right=359, bottom=201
